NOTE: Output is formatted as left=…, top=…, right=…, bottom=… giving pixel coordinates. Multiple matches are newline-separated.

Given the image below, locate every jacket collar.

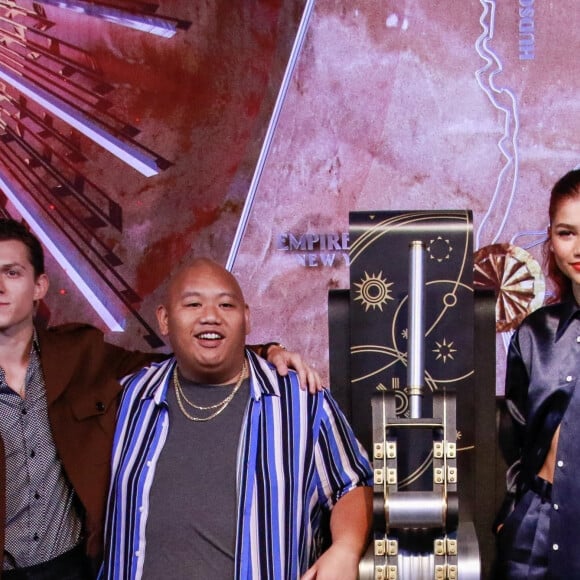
left=555, top=299, right=580, bottom=341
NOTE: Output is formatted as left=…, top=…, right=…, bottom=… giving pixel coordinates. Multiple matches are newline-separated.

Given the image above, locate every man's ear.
left=156, top=304, right=169, bottom=336
left=34, top=273, right=49, bottom=302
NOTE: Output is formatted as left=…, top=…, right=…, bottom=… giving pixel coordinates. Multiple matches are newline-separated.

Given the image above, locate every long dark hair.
left=543, top=169, right=580, bottom=302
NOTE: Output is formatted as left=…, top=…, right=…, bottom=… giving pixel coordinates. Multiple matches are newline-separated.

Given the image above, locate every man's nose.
left=200, top=304, right=220, bottom=322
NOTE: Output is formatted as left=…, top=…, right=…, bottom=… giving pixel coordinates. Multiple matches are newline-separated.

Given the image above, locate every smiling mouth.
left=196, top=332, right=223, bottom=340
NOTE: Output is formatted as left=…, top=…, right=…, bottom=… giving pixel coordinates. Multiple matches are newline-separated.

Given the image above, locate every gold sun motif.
left=432, top=337, right=457, bottom=363
left=354, top=271, right=394, bottom=312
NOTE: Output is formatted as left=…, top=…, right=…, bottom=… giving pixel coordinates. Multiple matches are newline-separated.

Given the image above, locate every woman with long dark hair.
left=495, top=168, right=580, bottom=579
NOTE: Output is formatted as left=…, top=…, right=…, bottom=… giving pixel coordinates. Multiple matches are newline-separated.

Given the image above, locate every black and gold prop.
left=329, top=210, right=496, bottom=580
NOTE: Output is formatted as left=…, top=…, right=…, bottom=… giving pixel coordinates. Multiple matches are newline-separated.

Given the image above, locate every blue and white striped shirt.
left=101, top=350, right=372, bottom=579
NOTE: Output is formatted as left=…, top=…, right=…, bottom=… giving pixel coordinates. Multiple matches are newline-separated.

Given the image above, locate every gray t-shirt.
left=142, top=373, right=249, bottom=579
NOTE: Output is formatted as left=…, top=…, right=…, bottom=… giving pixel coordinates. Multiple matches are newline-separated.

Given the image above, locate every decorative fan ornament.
left=474, top=243, right=545, bottom=332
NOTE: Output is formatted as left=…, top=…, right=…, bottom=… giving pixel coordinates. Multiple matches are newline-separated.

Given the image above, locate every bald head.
left=156, top=258, right=250, bottom=384
left=163, top=258, right=245, bottom=304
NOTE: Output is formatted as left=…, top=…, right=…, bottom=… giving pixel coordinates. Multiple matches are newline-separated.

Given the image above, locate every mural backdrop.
left=0, top=0, right=576, bottom=393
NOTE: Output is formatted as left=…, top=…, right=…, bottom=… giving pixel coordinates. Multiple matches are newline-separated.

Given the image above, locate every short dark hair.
left=0, top=218, right=45, bottom=278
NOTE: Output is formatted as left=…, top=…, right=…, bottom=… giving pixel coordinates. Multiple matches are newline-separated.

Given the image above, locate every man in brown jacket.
left=0, top=219, right=319, bottom=579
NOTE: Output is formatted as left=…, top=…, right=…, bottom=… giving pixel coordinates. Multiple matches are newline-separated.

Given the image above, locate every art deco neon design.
left=0, top=63, right=159, bottom=177
left=226, top=0, right=316, bottom=271
left=34, top=0, right=180, bottom=38
left=0, top=173, right=124, bottom=331
left=0, top=2, right=182, bottom=340
left=474, top=0, right=520, bottom=249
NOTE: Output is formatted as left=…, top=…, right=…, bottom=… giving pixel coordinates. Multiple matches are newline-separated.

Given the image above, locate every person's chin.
left=194, top=353, right=227, bottom=373
left=0, top=314, right=17, bottom=330
left=565, top=268, right=580, bottom=285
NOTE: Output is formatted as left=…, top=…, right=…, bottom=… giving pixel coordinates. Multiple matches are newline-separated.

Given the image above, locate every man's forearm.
left=330, top=486, right=373, bottom=558
left=301, top=486, right=373, bottom=579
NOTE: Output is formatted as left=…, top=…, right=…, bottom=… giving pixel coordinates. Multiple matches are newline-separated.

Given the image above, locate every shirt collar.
left=146, top=351, right=281, bottom=406
left=0, top=328, right=42, bottom=393
left=555, top=299, right=580, bottom=341
left=134, top=358, right=175, bottom=404
left=31, top=327, right=40, bottom=355
left=246, top=349, right=280, bottom=400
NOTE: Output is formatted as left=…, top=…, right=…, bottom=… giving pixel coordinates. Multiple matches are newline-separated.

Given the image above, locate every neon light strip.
left=0, top=173, right=125, bottom=331
left=474, top=0, right=520, bottom=249
left=225, top=0, right=316, bottom=271
left=0, top=64, right=159, bottom=177
left=34, top=0, right=179, bottom=38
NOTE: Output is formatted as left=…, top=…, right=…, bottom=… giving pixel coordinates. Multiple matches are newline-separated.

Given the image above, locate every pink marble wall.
left=3, top=1, right=578, bottom=391
left=233, top=0, right=580, bottom=388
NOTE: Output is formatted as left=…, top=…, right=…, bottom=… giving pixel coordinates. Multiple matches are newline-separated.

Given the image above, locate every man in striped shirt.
left=0, top=218, right=322, bottom=579
left=101, top=258, right=373, bottom=579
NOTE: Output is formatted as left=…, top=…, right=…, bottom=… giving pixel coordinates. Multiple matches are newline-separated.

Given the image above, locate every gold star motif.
left=432, top=337, right=457, bottom=363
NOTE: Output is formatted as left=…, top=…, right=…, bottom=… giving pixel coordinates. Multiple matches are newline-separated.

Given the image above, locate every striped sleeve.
left=235, top=351, right=372, bottom=579
left=314, top=390, right=373, bottom=509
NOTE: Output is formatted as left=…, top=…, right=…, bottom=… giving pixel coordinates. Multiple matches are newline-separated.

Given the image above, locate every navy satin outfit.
left=496, top=299, right=580, bottom=579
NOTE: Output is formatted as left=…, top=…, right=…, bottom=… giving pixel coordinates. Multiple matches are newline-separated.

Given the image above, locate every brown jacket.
left=0, top=324, right=162, bottom=573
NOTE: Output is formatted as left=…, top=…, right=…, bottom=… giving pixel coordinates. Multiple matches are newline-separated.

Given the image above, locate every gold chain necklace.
left=173, top=359, right=247, bottom=422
